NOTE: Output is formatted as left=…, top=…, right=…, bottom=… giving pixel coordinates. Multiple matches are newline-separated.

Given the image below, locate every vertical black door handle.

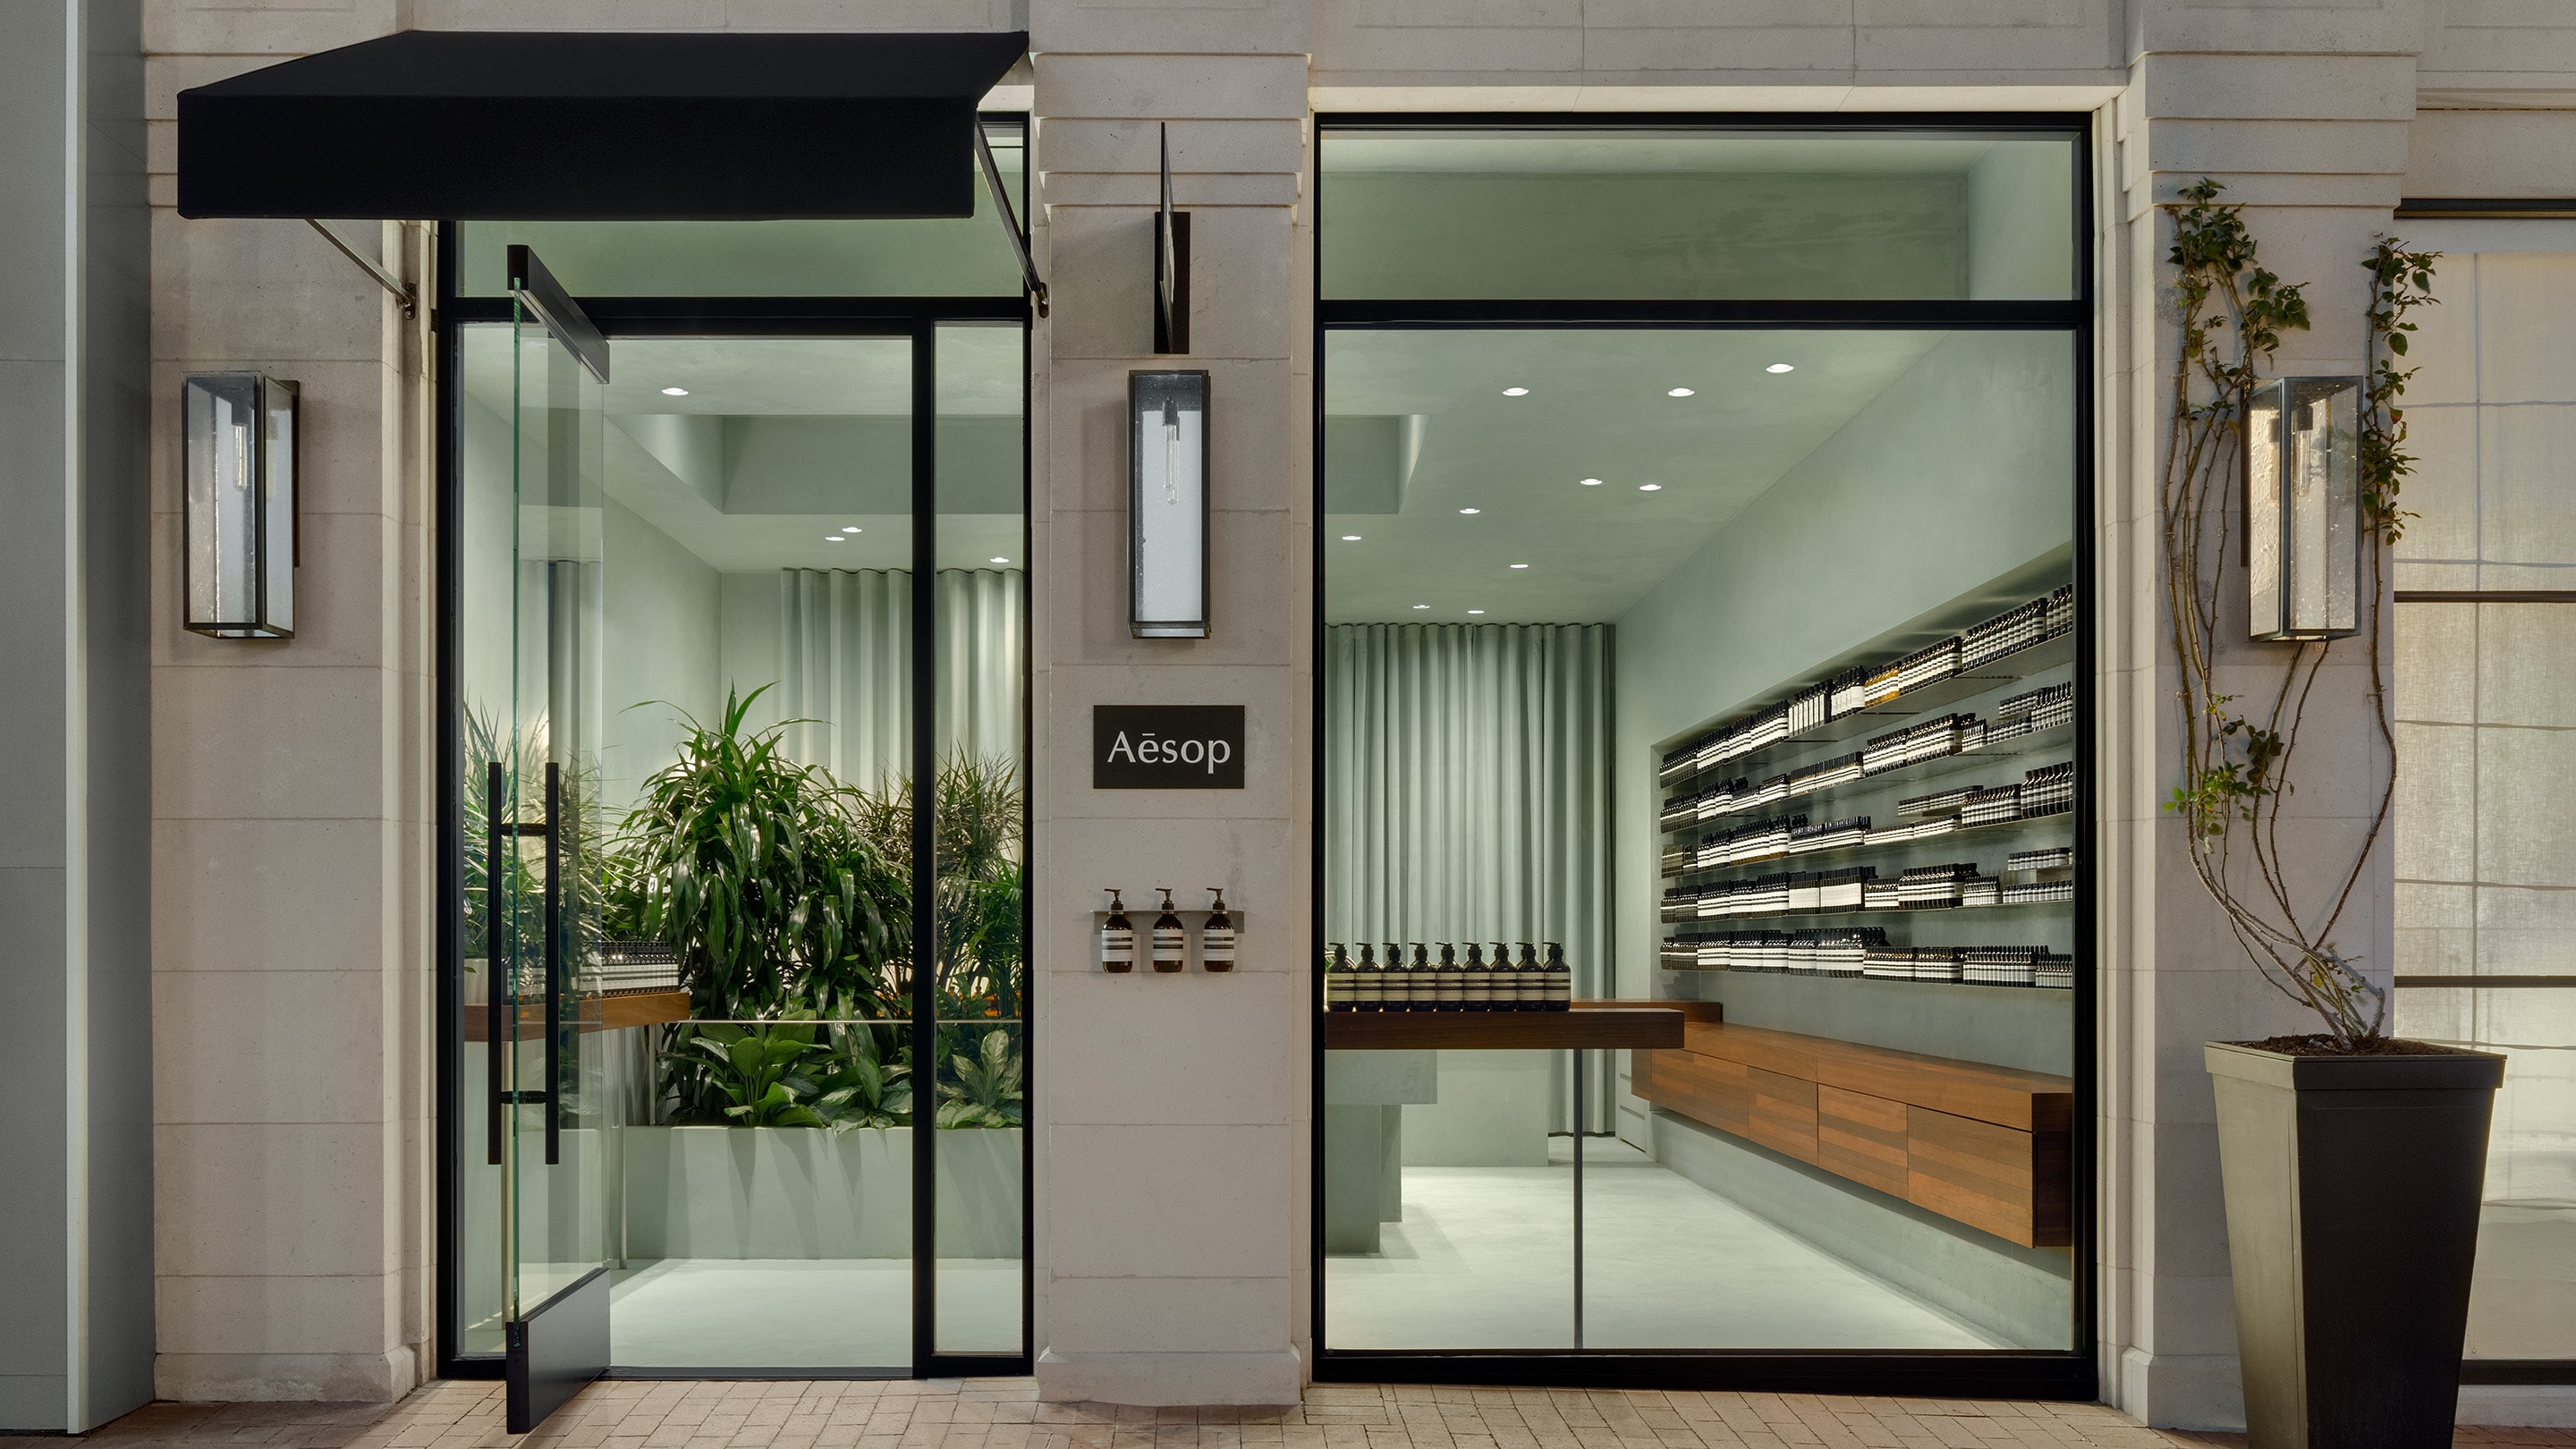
left=487, top=762, right=505, bottom=1166
left=544, top=761, right=563, bottom=1167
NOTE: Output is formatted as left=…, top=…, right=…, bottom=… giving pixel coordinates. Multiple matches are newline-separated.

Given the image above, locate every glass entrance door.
left=496, top=246, right=613, bottom=1431
left=445, top=220, right=1034, bottom=1389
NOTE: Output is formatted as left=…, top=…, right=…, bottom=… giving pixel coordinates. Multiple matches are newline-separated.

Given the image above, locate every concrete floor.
left=1326, top=1140, right=2004, bottom=1351
left=609, top=1258, right=1021, bottom=1368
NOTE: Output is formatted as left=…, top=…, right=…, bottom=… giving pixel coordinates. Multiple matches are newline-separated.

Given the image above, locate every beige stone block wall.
left=1028, top=0, right=1316, bottom=1406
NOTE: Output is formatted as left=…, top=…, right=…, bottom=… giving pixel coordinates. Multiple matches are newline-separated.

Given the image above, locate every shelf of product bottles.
left=1661, top=801, right=2073, bottom=886
left=1653, top=583, right=2080, bottom=998
left=1661, top=716, right=2074, bottom=840
left=1325, top=1003, right=1687, bottom=1050
left=1657, top=622, right=2073, bottom=793
left=1321, top=943, right=1574, bottom=1013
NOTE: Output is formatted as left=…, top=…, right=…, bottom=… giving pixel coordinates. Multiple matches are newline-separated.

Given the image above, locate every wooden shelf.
left=1634, top=1019, right=2072, bottom=1248
left=463, top=988, right=691, bottom=1041
left=1325, top=1001, right=1690, bottom=1050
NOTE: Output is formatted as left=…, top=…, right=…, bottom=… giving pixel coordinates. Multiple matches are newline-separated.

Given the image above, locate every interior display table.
left=463, top=988, right=692, bottom=1041
left=1321, top=1000, right=1703, bottom=1339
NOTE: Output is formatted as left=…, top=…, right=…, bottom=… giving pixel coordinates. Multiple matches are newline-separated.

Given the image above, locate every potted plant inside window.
left=2162, top=181, right=2501, bottom=1449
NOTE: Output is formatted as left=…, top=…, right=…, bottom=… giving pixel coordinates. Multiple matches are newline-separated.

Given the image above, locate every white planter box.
left=622, top=1125, right=1021, bottom=1259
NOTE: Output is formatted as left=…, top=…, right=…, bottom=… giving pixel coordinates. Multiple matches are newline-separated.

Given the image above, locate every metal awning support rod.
left=306, top=218, right=417, bottom=318
left=974, top=121, right=1047, bottom=318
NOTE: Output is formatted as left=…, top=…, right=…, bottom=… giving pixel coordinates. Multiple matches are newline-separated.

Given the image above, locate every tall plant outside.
left=2159, top=179, right=2438, bottom=1049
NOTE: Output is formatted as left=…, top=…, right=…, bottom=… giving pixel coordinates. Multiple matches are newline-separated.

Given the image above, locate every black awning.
left=177, top=30, right=1027, bottom=220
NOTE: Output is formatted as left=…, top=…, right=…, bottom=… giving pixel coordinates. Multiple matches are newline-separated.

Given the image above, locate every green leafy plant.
left=936, top=1026, right=1025, bottom=1129
left=2159, top=179, right=2438, bottom=1048
left=612, top=684, right=908, bottom=1021
left=682, top=1015, right=828, bottom=1128
left=807, top=1014, right=914, bottom=1130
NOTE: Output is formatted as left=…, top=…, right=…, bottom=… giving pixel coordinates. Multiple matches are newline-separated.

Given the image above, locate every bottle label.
left=1102, top=928, right=1135, bottom=962
left=1203, top=928, right=1236, bottom=953
left=1326, top=975, right=1351, bottom=1009
left=1354, top=976, right=1382, bottom=1006
left=1153, top=928, right=1186, bottom=959
left=1436, top=980, right=1463, bottom=1004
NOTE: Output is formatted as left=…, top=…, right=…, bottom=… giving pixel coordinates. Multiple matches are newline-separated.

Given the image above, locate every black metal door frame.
left=433, top=249, right=1037, bottom=1385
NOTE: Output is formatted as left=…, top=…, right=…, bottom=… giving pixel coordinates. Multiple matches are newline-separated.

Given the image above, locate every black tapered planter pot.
left=2207, top=1041, right=2505, bottom=1449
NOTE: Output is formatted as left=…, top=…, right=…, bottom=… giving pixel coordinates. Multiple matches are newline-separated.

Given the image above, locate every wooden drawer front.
left=1746, top=1067, right=1819, bottom=1164
left=1817, top=1086, right=1909, bottom=1197
left=1636, top=1048, right=1755, bottom=1139
left=1907, top=1105, right=2069, bottom=1248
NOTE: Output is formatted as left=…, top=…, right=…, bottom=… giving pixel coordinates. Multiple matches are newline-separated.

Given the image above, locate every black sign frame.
left=1094, top=705, right=1244, bottom=789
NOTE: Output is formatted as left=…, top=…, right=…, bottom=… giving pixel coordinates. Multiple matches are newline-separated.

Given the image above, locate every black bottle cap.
left=1357, top=944, right=1375, bottom=966
left=1463, top=943, right=1483, bottom=967
left=1438, top=943, right=1455, bottom=966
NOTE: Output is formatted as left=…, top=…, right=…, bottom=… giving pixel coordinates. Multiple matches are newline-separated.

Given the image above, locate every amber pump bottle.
left=1150, top=888, right=1186, bottom=972
left=1200, top=888, right=1235, bottom=970
left=1100, top=890, right=1135, bottom=972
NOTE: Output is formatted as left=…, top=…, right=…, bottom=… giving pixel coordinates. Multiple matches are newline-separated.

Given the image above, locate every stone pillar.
left=2097, top=4, right=2418, bottom=1428
left=1027, top=0, right=1316, bottom=1407
left=144, top=3, right=434, bottom=1398
left=0, top=0, right=154, bottom=1431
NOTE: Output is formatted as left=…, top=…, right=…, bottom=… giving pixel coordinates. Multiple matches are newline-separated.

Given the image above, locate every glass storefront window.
left=2392, top=246, right=2576, bottom=1366
left=1319, top=128, right=2079, bottom=301
left=1318, top=303, right=2082, bottom=1352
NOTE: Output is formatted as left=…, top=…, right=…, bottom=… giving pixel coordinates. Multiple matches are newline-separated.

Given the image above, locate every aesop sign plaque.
left=1094, top=705, right=1244, bottom=789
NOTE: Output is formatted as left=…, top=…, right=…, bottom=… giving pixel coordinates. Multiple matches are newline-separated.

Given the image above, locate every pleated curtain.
left=775, top=568, right=1024, bottom=793
left=1325, top=622, right=1614, bottom=993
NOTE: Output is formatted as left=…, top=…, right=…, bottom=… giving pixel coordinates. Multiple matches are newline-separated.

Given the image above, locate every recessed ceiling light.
left=1502, top=386, right=1529, bottom=396
left=990, top=556, right=1010, bottom=564
left=842, top=525, right=861, bottom=533
left=661, top=386, right=689, bottom=396
left=1639, top=483, right=1663, bottom=491
left=1667, top=387, right=1695, bottom=397
left=1458, top=507, right=1480, bottom=515
left=1580, top=478, right=1603, bottom=487
left=1509, top=563, right=1530, bottom=569
left=824, top=535, right=844, bottom=542
left=1468, top=609, right=1486, bottom=615
left=1341, top=534, right=1362, bottom=541
left=1767, top=363, right=1795, bottom=374
left=1411, top=604, right=1430, bottom=609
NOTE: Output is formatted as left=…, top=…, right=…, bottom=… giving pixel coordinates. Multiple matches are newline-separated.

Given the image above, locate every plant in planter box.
left=606, top=685, right=910, bottom=1123
left=2161, top=181, right=2501, bottom=1449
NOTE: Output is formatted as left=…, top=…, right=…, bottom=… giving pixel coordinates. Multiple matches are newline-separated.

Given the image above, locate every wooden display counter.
left=463, top=988, right=692, bottom=1041
left=1633, top=1018, right=2072, bottom=1248
left=1324, top=1000, right=1690, bottom=1051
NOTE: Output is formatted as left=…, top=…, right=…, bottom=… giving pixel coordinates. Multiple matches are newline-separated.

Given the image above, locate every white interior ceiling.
left=461, top=329, right=1024, bottom=574
left=1322, top=328, right=1949, bottom=624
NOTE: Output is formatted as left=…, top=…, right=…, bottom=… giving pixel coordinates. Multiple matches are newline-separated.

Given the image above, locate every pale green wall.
left=602, top=498, right=722, bottom=814
left=1323, top=172, right=1968, bottom=299
left=1609, top=329, right=2079, bottom=998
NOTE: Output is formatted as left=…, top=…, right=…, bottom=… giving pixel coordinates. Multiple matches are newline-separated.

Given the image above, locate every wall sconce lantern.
left=182, top=373, right=298, bottom=639
left=2246, top=375, right=2363, bottom=641
left=1131, top=369, right=1209, bottom=639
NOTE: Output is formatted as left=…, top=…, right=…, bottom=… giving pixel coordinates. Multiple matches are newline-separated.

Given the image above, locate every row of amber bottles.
left=1321, top=942, right=1572, bottom=1011
left=1101, top=888, right=1234, bottom=972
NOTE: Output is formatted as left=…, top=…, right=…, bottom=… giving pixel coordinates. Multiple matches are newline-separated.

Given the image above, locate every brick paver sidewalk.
left=72, top=1379, right=2576, bottom=1449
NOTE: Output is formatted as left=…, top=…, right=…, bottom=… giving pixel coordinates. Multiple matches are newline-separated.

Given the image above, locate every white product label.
left=1102, top=927, right=1134, bottom=962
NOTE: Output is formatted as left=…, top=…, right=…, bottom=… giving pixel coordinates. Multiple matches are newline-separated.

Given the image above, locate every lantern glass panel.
left=182, top=372, right=296, bottom=639
left=2248, top=375, right=2361, bottom=640
left=1132, top=369, right=1209, bottom=638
